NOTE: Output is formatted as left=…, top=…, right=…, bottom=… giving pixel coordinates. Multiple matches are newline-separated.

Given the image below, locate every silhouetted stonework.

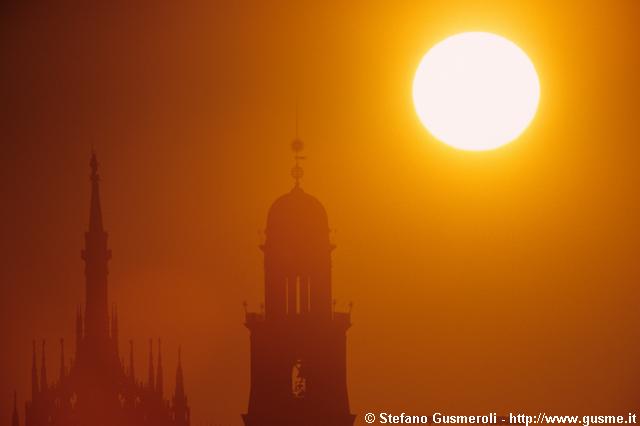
left=18, top=154, right=190, bottom=426
left=242, top=156, right=356, bottom=426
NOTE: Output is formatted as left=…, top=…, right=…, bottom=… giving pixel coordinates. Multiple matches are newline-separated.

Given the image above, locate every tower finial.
left=290, top=138, right=305, bottom=188
left=295, top=98, right=299, bottom=138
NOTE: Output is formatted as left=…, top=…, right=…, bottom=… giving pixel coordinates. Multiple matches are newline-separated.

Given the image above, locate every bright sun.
left=413, top=32, right=540, bottom=151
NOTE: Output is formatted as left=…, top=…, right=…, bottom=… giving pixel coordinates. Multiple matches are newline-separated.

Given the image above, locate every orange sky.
left=1, top=1, right=639, bottom=425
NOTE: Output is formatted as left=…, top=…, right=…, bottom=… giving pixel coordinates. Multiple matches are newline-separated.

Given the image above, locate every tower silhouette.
left=242, top=139, right=356, bottom=426
left=17, top=153, right=190, bottom=426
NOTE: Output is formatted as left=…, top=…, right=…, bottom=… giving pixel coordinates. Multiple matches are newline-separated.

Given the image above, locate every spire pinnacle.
left=156, top=339, right=164, bottom=397
left=40, top=340, right=47, bottom=392
left=31, top=341, right=38, bottom=400
left=90, top=150, right=99, bottom=181
left=147, top=339, right=155, bottom=390
left=172, top=346, right=189, bottom=425
left=12, top=391, right=19, bottom=426
left=81, top=152, right=111, bottom=342
left=59, top=338, right=65, bottom=381
left=111, top=304, right=119, bottom=353
left=88, top=152, right=104, bottom=232
left=75, top=307, right=83, bottom=357
left=174, top=346, right=185, bottom=400
left=129, top=340, right=135, bottom=381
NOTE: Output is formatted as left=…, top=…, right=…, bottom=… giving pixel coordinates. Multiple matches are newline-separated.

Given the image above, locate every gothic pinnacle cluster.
left=14, top=153, right=190, bottom=426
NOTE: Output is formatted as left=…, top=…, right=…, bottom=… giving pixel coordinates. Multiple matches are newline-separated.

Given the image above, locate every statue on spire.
left=90, top=151, right=99, bottom=182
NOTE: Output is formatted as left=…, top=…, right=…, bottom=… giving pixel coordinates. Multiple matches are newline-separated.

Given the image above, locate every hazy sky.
left=1, top=1, right=639, bottom=425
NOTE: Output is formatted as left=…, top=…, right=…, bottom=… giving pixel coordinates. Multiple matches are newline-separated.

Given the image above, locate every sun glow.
left=413, top=32, right=540, bottom=151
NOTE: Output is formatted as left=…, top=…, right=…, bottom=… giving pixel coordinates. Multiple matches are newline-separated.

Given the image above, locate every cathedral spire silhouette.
left=19, top=153, right=190, bottom=426
left=81, top=152, right=112, bottom=344
left=172, top=347, right=190, bottom=426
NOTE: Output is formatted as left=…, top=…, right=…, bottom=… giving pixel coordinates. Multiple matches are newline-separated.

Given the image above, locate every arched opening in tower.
left=285, top=276, right=311, bottom=315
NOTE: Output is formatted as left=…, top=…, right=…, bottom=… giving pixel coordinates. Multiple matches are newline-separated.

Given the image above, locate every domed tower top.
left=265, top=137, right=330, bottom=247
left=266, top=186, right=329, bottom=246
left=261, top=138, right=334, bottom=321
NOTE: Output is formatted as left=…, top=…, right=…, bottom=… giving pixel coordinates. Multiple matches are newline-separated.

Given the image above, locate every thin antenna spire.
left=295, top=97, right=299, bottom=138
left=290, top=97, right=307, bottom=187
left=290, top=118, right=305, bottom=188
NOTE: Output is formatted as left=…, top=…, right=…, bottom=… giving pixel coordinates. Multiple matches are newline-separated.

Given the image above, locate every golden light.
left=413, top=32, right=540, bottom=151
